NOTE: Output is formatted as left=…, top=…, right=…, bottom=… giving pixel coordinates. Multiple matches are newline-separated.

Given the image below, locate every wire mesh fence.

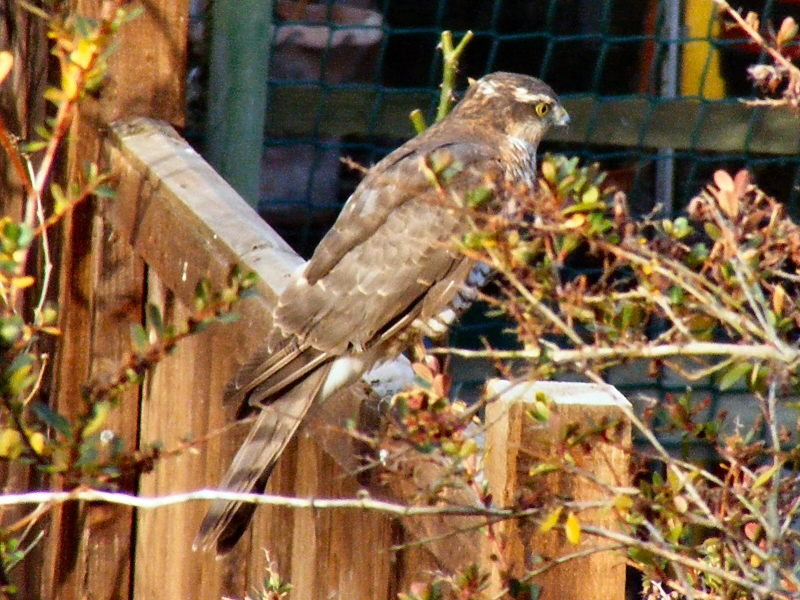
left=186, top=0, right=800, bottom=433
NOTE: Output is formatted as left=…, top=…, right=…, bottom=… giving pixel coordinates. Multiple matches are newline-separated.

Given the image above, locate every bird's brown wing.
left=273, top=134, right=507, bottom=355
left=301, top=122, right=507, bottom=287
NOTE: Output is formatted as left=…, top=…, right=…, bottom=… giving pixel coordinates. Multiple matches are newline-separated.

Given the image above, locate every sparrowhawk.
left=194, top=71, right=570, bottom=554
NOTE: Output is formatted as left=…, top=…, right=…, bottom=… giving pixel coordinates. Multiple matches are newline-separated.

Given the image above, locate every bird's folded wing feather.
left=275, top=135, right=507, bottom=355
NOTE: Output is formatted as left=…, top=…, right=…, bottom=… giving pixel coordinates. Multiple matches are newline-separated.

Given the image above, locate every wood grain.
left=484, top=381, right=632, bottom=600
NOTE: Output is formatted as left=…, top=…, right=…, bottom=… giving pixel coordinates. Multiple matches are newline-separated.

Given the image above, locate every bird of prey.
left=194, top=71, right=570, bottom=554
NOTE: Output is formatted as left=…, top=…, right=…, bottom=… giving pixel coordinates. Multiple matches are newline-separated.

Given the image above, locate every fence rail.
left=266, top=87, right=800, bottom=155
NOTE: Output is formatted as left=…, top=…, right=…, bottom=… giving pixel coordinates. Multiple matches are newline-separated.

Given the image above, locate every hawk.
left=195, top=72, right=569, bottom=554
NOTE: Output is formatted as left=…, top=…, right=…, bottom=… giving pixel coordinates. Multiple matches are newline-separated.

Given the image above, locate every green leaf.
left=509, top=579, right=541, bottom=600
left=93, top=185, right=116, bottom=199
left=32, top=403, right=72, bottom=440
left=0, top=317, right=24, bottom=345
left=529, top=462, right=560, bottom=477
left=83, top=401, right=111, bottom=438
left=19, top=140, right=47, bottom=154
left=130, top=323, right=148, bottom=351
left=146, top=304, right=164, bottom=337
left=7, top=360, right=35, bottom=396
left=672, top=216, right=692, bottom=239
left=704, top=222, right=721, bottom=241
left=668, top=286, right=684, bottom=305
left=628, top=547, right=656, bottom=567
left=215, top=312, right=241, bottom=324
left=581, top=185, right=599, bottom=204
left=50, top=182, right=67, bottom=208
left=194, top=279, right=210, bottom=310
left=74, top=440, right=98, bottom=469
left=718, top=362, right=751, bottom=391
left=34, top=124, right=52, bottom=140
left=466, top=186, right=493, bottom=208
left=752, top=462, right=782, bottom=490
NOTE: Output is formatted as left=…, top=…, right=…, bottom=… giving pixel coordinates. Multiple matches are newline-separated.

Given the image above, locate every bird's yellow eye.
left=535, top=102, right=550, bottom=117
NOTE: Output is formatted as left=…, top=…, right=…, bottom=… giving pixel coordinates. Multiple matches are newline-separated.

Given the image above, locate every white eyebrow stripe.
left=477, top=79, right=502, bottom=97
left=512, top=88, right=551, bottom=104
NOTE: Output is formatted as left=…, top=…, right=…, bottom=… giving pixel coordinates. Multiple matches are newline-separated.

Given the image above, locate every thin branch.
left=713, top=0, right=797, bottom=73
left=432, top=341, right=799, bottom=364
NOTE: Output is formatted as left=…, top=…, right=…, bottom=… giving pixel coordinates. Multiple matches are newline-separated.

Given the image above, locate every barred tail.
left=193, top=366, right=329, bottom=555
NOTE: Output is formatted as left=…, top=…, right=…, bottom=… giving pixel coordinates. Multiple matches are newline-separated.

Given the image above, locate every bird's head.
left=449, top=72, right=569, bottom=148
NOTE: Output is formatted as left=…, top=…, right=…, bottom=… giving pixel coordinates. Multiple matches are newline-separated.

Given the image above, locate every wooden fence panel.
left=106, top=118, right=405, bottom=600
left=484, top=381, right=631, bottom=600
left=40, top=1, right=188, bottom=597
left=135, top=273, right=246, bottom=599
left=19, top=109, right=631, bottom=600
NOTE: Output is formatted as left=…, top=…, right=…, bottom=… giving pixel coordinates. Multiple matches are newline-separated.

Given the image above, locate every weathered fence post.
left=483, top=380, right=631, bottom=600
left=41, top=3, right=189, bottom=600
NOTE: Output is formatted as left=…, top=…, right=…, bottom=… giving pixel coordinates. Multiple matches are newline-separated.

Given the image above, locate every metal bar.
left=207, top=0, right=274, bottom=207
left=656, top=0, right=681, bottom=215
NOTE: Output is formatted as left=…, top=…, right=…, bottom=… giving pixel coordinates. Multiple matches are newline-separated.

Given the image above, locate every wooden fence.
left=3, top=2, right=631, bottom=599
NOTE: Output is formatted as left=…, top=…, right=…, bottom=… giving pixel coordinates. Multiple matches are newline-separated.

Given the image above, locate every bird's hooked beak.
left=552, top=104, right=570, bottom=128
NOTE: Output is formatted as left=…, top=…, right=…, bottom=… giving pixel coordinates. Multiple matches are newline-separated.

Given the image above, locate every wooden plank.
left=135, top=274, right=252, bottom=600
left=83, top=0, right=189, bottom=127
left=43, top=166, right=146, bottom=600
left=483, top=381, right=631, bottom=600
left=106, top=118, right=302, bottom=307
left=265, top=87, right=800, bottom=155
left=43, top=1, right=189, bottom=598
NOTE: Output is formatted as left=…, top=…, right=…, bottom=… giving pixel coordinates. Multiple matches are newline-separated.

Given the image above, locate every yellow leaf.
left=750, top=553, right=763, bottom=568
left=29, top=432, right=45, bottom=455
left=565, top=512, right=581, bottom=545
left=70, top=38, right=97, bottom=70
left=667, top=468, right=683, bottom=493
left=458, top=438, right=478, bottom=458
left=61, top=63, right=81, bottom=100
left=0, top=429, right=23, bottom=459
left=773, top=284, right=786, bottom=315
left=613, top=494, right=633, bottom=513
left=539, top=506, right=562, bottom=533
left=12, top=276, right=35, bottom=289
left=0, top=51, right=13, bottom=87
left=83, top=401, right=111, bottom=438
left=581, top=186, right=599, bottom=204
left=753, top=462, right=782, bottom=490
left=541, top=160, right=557, bottom=184
left=563, top=214, right=586, bottom=229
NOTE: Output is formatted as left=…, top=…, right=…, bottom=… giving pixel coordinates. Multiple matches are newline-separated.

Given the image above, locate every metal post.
left=207, top=0, right=273, bottom=207
left=656, top=0, right=681, bottom=215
